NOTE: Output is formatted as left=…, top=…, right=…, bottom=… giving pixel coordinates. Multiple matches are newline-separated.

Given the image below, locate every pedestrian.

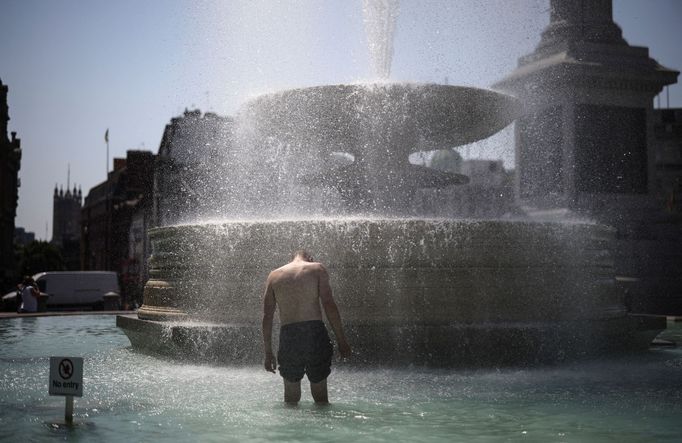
left=19, top=276, right=40, bottom=313
left=262, top=250, right=351, bottom=404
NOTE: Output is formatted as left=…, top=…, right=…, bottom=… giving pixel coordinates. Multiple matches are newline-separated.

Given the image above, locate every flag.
left=105, top=128, right=109, bottom=143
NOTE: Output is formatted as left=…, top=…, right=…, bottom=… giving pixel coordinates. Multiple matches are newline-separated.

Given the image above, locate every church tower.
left=52, top=173, right=83, bottom=270
left=52, top=183, right=83, bottom=247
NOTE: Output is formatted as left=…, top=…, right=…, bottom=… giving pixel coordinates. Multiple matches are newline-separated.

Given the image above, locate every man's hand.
left=338, top=340, right=352, bottom=360
left=264, top=352, right=277, bottom=373
left=262, top=276, right=277, bottom=373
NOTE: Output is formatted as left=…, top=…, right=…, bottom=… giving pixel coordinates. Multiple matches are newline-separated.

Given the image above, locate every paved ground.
left=1, top=311, right=678, bottom=323
left=1, top=311, right=678, bottom=319
left=0, top=310, right=136, bottom=319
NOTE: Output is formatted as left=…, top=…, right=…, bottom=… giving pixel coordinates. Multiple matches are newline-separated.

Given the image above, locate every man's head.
left=292, top=249, right=314, bottom=262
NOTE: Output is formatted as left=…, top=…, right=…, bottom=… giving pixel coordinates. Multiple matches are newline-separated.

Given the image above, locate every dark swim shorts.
left=278, top=320, right=334, bottom=383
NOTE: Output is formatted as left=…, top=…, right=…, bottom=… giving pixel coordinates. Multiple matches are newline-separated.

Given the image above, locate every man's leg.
left=310, top=378, right=328, bottom=404
left=284, top=380, right=301, bottom=404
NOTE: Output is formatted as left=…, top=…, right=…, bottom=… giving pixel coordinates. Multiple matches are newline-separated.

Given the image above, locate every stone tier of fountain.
left=238, top=84, right=520, bottom=212
left=118, top=218, right=663, bottom=365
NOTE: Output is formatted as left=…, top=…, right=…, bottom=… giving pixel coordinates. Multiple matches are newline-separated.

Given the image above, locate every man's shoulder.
left=270, top=261, right=326, bottom=276
left=308, top=262, right=328, bottom=274
left=267, top=268, right=283, bottom=280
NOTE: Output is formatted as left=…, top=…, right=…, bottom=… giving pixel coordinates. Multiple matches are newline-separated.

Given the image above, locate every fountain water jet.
left=362, top=0, right=400, bottom=79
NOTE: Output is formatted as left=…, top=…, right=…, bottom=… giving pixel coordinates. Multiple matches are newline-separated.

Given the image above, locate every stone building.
left=14, top=227, right=35, bottom=246
left=52, top=184, right=83, bottom=270
left=153, top=109, right=234, bottom=226
left=0, top=78, right=21, bottom=291
left=81, top=150, right=154, bottom=306
left=125, top=202, right=152, bottom=307
left=417, top=156, right=515, bottom=218
left=493, top=0, right=681, bottom=314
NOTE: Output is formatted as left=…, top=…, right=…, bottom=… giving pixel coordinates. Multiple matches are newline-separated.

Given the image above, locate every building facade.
left=417, top=157, right=515, bottom=218
left=81, top=150, right=155, bottom=306
left=14, top=227, right=35, bottom=246
left=0, top=78, right=21, bottom=291
left=153, top=109, right=234, bottom=227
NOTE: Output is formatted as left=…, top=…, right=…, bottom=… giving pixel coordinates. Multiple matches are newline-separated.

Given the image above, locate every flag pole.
left=105, top=128, right=109, bottom=176
left=104, top=128, right=110, bottom=270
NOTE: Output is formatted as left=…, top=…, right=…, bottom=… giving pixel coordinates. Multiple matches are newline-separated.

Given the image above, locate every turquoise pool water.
left=1, top=315, right=681, bottom=442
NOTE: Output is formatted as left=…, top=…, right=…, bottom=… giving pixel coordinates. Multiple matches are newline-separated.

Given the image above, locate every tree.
left=16, top=241, right=65, bottom=278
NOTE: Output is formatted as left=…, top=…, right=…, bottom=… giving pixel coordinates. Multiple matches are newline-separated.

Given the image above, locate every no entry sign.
left=49, top=357, right=83, bottom=397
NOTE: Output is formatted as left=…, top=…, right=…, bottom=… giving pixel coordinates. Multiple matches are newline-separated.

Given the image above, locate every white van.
left=2, top=271, right=120, bottom=310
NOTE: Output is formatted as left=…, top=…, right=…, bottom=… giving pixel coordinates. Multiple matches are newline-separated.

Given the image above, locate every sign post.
left=49, top=357, right=83, bottom=424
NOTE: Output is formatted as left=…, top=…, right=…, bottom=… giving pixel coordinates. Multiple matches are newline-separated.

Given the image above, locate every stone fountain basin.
left=237, top=83, right=521, bottom=156
left=119, top=219, right=664, bottom=365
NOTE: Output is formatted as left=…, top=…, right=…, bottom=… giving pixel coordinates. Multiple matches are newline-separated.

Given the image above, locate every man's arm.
left=318, top=265, right=351, bottom=358
left=262, top=274, right=277, bottom=373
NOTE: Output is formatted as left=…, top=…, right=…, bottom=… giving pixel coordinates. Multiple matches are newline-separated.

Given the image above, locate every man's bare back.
left=267, top=260, right=324, bottom=326
left=262, top=250, right=351, bottom=404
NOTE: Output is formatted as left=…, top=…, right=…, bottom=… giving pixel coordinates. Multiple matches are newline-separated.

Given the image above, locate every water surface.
left=1, top=315, right=681, bottom=442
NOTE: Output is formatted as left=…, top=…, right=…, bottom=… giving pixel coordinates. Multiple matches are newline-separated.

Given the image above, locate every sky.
left=1, top=0, right=681, bottom=240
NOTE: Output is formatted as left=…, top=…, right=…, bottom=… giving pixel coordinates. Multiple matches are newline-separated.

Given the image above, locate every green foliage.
left=16, top=241, right=65, bottom=277
left=429, top=149, right=463, bottom=173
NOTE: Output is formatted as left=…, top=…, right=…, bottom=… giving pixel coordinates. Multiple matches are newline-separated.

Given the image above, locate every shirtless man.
left=262, top=250, right=351, bottom=404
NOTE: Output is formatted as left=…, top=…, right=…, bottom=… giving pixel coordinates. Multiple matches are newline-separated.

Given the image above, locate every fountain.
left=3, top=2, right=680, bottom=441
left=117, top=2, right=664, bottom=366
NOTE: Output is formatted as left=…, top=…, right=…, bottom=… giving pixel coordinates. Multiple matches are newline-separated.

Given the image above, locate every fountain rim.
left=238, top=81, right=520, bottom=103
left=235, top=82, right=522, bottom=152
left=150, top=217, right=614, bottom=234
